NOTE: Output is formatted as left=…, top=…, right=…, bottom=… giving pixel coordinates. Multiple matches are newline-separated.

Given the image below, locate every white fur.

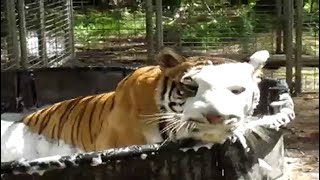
left=1, top=113, right=83, bottom=162
left=249, top=50, right=269, bottom=69
left=183, top=63, right=256, bottom=121
left=177, top=50, right=270, bottom=143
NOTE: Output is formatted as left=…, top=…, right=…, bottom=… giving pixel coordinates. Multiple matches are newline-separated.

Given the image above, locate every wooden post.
left=155, top=0, right=163, bottom=52
left=39, top=0, right=48, bottom=66
left=5, top=0, right=20, bottom=68
left=283, top=0, right=294, bottom=92
left=17, top=0, right=28, bottom=68
left=294, top=0, right=303, bottom=94
left=145, top=0, right=154, bottom=62
left=275, top=0, right=283, bottom=54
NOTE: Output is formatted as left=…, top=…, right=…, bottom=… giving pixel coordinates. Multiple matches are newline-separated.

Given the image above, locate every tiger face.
left=154, top=48, right=269, bottom=144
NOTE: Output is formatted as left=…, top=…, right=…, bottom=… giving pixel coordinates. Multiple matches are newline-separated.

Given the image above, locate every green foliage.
left=304, top=0, right=319, bottom=13
left=162, top=4, right=258, bottom=50
left=74, top=5, right=261, bottom=46
left=74, top=9, right=146, bottom=44
left=303, top=0, right=319, bottom=36
left=73, top=1, right=319, bottom=54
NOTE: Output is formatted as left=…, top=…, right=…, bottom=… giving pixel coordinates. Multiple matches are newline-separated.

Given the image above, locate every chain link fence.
left=1, top=0, right=19, bottom=70
left=301, top=0, right=319, bottom=57
left=162, top=2, right=275, bottom=54
left=1, top=0, right=319, bottom=92
left=72, top=0, right=319, bottom=59
left=72, top=0, right=318, bottom=93
left=1, top=0, right=75, bottom=71
left=73, top=1, right=147, bottom=65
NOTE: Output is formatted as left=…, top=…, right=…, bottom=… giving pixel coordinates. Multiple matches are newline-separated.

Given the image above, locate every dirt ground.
left=281, top=94, right=319, bottom=180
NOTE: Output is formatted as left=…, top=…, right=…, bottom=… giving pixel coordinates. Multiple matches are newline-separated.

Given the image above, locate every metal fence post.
left=283, top=0, right=294, bottom=92
left=67, top=0, right=76, bottom=64
left=39, top=0, right=48, bottom=66
left=294, top=0, right=303, bottom=94
left=17, top=0, right=28, bottom=68
left=155, top=0, right=163, bottom=52
left=146, top=0, right=154, bottom=62
left=5, top=0, right=20, bottom=68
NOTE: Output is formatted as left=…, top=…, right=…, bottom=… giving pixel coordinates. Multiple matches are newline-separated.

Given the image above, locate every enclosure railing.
left=71, top=0, right=318, bottom=94
left=1, top=0, right=75, bottom=71
left=1, top=0, right=319, bottom=94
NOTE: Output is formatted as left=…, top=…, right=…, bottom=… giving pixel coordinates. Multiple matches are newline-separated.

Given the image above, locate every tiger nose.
left=205, top=114, right=223, bottom=124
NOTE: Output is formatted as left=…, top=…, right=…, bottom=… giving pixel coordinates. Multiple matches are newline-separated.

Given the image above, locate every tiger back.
left=22, top=65, right=162, bottom=152
left=2, top=47, right=272, bottom=162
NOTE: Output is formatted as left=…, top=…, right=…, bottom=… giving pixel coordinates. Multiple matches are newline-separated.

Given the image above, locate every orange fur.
left=23, top=66, right=162, bottom=151
left=22, top=48, right=237, bottom=152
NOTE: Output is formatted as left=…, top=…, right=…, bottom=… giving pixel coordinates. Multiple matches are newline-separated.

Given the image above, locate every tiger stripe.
left=20, top=48, right=240, bottom=153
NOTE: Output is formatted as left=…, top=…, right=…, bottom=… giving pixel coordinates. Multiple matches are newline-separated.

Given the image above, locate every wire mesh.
left=72, top=0, right=318, bottom=93
left=264, top=67, right=319, bottom=93
left=1, top=2, right=12, bottom=70
left=300, top=0, right=319, bottom=57
left=73, top=5, right=147, bottom=63
left=1, top=0, right=74, bottom=71
left=2, top=0, right=319, bottom=92
left=1, top=0, right=20, bottom=71
left=293, top=0, right=319, bottom=92
left=72, top=1, right=290, bottom=61
left=163, top=2, right=279, bottom=55
left=24, top=0, right=74, bottom=68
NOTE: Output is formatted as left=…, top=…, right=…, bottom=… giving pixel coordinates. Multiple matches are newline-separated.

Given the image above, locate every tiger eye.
left=181, top=83, right=198, bottom=97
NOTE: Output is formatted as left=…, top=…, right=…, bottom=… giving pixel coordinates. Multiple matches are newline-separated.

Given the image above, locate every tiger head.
left=153, top=48, right=269, bottom=144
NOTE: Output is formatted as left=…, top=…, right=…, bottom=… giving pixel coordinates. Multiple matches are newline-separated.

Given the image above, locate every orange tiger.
left=1, top=47, right=271, bottom=162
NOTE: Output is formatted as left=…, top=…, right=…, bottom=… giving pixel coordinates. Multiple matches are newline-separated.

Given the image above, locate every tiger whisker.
left=142, top=115, right=175, bottom=120
left=160, top=137, right=170, bottom=147
left=167, top=122, right=180, bottom=135
left=143, top=117, right=176, bottom=125
left=167, top=121, right=188, bottom=138
left=143, top=115, right=175, bottom=120
left=143, top=115, right=176, bottom=121
left=160, top=119, right=184, bottom=132
left=185, top=122, right=191, bottom=132
left=191, top=123, right=197, bottom=131
left=185, top=122, right=196, bottom=133
left=140, top=113, right=177, bottom=117
left=160, top=121, right=181, bottom=134
left=160, top=123, right=176, bottom=134
left=144, top=114, right=183, bottom=125
left=140, top=113, right=183, bottom=120
left=176, top=121, right=187, bottom=133
left=145, top=118, right=182, bottom=126
left=141, top=112, right=183, bottom=125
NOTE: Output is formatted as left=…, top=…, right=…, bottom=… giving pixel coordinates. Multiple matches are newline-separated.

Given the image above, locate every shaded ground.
left=281, top=94, right=319, bottom=180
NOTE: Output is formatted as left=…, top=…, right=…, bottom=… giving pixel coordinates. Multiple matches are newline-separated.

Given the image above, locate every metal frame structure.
left=1, top=0, right=319, bottom=94
left=1, top=0, right=75, bottom=71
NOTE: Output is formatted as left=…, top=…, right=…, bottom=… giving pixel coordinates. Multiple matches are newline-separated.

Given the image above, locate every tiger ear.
left=156, top=47, right=186, bottom=68
left=248, top=50, right=270, bottom=83
left=248, top=50, right=270, bottom=71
